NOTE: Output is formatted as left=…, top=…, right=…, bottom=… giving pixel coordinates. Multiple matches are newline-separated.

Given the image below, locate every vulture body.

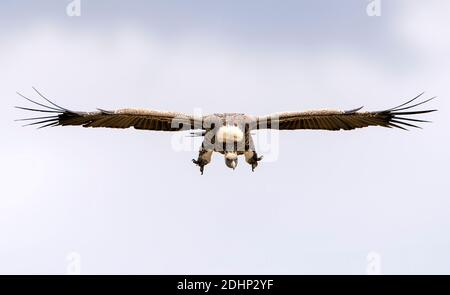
left=16, top=88, right=436, bottom=174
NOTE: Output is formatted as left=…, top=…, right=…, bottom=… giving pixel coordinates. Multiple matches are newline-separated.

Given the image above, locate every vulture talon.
left=193, top=158, right=207, bottom=175
left=248, top=152, right=263, bottom=172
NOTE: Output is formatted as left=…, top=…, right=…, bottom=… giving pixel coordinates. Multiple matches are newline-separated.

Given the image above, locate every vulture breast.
left=216, top=125, right=244, bottom=143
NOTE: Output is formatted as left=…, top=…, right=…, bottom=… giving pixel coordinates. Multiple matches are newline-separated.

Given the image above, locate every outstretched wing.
left=16, top=88, right=202, bottom=131
left=252, top=93, right=436, bottom=131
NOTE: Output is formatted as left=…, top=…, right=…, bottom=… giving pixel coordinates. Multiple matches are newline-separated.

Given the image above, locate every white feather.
left=216, top=125, right=244, bottom=143
left=225, top=152, right=238, bottom=160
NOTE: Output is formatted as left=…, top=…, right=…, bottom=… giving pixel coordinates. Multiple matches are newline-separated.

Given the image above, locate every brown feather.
left=16, top=90, right=436, bottom=133
left=253, top=95, right=436, bottom=131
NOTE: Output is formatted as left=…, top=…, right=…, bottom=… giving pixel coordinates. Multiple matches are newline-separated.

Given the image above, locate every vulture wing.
left=16, top=88, right=202, bottom=131
left=252, top=93, right=436, bottom=131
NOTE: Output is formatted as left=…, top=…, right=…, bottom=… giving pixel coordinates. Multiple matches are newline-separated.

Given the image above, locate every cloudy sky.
left=0, top=0, right=449, bottom=274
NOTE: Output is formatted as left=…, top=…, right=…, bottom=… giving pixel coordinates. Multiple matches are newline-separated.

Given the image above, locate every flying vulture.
left=16, top=88, right=436, bottom=174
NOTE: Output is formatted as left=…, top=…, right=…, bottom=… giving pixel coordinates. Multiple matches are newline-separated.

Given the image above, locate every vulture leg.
left=245, top=151, right=263, bottom=172
left=244, top=134, right=263, bottom=172
left=192, top=144, right=213, bottom=175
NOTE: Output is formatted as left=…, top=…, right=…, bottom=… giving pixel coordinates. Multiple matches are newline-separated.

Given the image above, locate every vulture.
left=16, top=88, right=436, bottom=174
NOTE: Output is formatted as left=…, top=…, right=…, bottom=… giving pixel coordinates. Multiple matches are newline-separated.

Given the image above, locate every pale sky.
left=0, top=0, right=449, bottom=274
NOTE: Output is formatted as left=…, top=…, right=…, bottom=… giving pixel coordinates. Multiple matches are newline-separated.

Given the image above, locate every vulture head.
left=225, top=152, right=238, bottom=170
